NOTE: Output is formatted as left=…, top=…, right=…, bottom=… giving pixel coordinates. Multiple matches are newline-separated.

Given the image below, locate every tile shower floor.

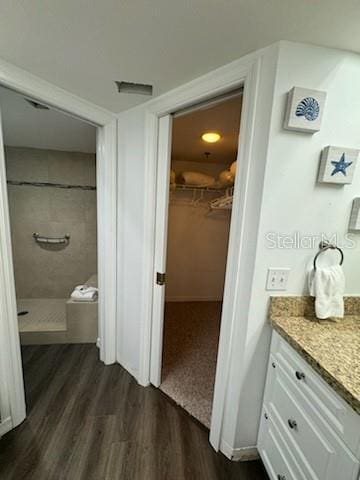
left=160, top=301, right=222, bottom=428
left=17, top=298, right=67, bottom=332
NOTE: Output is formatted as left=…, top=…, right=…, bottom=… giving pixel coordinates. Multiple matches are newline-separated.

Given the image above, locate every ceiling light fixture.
left=201, top=132, right=221, bottom=143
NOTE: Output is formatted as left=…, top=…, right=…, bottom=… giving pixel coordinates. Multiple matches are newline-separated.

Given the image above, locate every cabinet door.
left=273, top=331, right=360, bottom=456
left=265, top=356, right=359, bottom=480
left=258, top=408, right=307, bottom=480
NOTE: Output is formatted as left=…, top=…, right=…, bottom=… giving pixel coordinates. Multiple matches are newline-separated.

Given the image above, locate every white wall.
left=116, top=41, right=360, bottom=457
left=116, top=42, right=282, bottom=455
left=166, top=160, right=231, bottom=301
left=234, top=42, right=360, bottom=449
left=116, top=44, right=280, bottom=455
left=117, top=106, right=146, bottom=378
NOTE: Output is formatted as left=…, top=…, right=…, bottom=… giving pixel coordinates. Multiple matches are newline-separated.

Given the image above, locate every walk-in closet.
left=160, top=91, right=243, bottom=427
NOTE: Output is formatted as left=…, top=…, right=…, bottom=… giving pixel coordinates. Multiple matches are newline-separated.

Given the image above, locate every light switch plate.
left=266, top=268, right=290, bottom=291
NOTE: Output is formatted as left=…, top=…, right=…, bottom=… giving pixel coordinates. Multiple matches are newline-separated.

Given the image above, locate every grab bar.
left=33, top=233, right=70, bottom=245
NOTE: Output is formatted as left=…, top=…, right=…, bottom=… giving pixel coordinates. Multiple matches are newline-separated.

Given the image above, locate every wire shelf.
left=173, top=184, right=227, bottom=193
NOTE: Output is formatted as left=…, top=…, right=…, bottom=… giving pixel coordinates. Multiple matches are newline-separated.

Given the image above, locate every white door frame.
left=0, top=108, right=25, bottom=430
left=150, top=114, right=172, bottom=386
left=0, top=58, right=118, bottom=430
left=139, top=53, right=264, bottom=452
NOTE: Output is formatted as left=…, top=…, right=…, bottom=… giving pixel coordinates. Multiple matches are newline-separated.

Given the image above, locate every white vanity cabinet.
left=258, top=331, right=360, bottom=480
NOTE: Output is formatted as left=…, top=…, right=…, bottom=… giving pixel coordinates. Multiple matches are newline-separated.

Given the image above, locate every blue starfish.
left=331, top=153, right=352, bottom=176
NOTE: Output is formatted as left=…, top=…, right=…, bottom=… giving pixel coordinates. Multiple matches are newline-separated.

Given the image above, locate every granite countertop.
left=270, top=296, right=360, bottom=415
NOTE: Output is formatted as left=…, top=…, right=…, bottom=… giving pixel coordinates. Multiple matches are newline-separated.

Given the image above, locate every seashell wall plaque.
left=284, top=87, right=327, bottom=133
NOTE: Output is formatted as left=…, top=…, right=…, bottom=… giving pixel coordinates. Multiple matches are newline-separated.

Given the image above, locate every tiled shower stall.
left=5, top=146, right=98, bottom=343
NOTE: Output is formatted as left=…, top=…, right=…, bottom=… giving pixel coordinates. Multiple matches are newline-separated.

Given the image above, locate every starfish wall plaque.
left=318, top=146, right=359, bottom=184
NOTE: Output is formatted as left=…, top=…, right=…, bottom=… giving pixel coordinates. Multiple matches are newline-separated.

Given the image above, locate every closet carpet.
left=0, top=344, right=268, bottom=480
left=160, top=301, right=222, bottom=428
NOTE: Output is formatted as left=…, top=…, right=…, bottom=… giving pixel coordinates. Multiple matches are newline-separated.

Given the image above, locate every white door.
left=150, top=114, right=172, bottom=386
left=0, top=105, right=26, bottom=436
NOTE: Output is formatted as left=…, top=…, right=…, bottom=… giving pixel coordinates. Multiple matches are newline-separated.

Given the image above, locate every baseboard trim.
left=0, top=417, right=12, bottom=437
left=116, top=353, right=141, bottom=384
left=165, top=296, right=223, bottom=302
left=220, top=439, right=259, bottom=462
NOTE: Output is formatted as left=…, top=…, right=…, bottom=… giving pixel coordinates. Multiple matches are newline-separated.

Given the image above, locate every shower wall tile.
left=5, top=146, right=96, bottom=186
left=84, top=222, right=97, bottom=246
left=47, top=151, right=95, bottom=186
left=83, top=160, right=96, bottom=187
left=49, top=189, right=87, bottom=223
left=8, top=185, right=51, bottom=223
left=5, top=146, right=97, bottom=299
left=83, top=190, right=97, bottom=223
left=5, top=147, right=50, bottom=182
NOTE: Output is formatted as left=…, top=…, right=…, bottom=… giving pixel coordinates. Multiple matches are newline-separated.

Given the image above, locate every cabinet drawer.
left=258, top=409, right=307, bottom=480
left=272, top=331, right=360, bottom=456
left=265, top=358, right=359, bottom=480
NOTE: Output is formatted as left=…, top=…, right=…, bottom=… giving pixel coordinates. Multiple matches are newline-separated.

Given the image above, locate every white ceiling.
left=0, top=1, right=359, bottom=113
left=172, top=94, right=242, bottom=164
left=0, top=86, right=96, bottom=153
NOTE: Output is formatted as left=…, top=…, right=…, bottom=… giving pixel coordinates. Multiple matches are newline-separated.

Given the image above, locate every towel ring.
left=313, top=241, right=344, bottom=270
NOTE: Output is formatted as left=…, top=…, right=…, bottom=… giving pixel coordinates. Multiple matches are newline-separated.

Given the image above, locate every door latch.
left=156, top=272, right=166, bottom=286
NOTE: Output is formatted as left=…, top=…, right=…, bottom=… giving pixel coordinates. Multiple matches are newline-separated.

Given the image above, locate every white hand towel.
left=308, top=265, right=345, bottom=319
left=71, top=289, right=98, bottom=302
left=74, top=285, right=98, bottom=294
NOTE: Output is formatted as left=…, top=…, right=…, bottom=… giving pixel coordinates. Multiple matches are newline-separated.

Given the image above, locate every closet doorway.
left=154, top=91, right=243, bottom=428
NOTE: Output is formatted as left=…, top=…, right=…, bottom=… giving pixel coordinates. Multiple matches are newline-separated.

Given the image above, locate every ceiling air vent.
left=25, top=98, right=50, bottom=110
left=115, top=81, right=153, bottom=96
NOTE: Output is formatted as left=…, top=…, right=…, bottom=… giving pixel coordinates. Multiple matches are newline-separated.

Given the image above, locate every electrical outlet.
left=266, top=268, right=290, bottom=291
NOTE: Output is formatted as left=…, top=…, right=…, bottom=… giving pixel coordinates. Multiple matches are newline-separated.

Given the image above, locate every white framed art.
left=349, top=198, right=360, bottom=232
left=318, top=146, right=359, bottom=185
left=284, top=87, right=327, bottom=133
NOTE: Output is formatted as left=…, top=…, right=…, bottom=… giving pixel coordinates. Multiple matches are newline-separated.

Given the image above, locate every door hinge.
left=156, top=272, right=166, bottom=286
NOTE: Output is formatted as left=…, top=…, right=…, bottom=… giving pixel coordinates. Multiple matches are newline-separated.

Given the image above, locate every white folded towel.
left=308, top=265, right=345, bottom=319
left=74, top=285, right=98, bottom=294
left=71, top=286, right=98, bottom=302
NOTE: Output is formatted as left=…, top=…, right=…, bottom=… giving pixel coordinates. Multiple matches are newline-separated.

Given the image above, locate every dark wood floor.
left=0, top=344, right=268, bottom=480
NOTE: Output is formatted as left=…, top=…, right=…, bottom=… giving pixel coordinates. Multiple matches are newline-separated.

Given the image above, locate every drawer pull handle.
left=288, top=419, right=297, bottom=429
left=277, top=475, right=286, bottom=480
left=295, top=371, right=305, bottom=380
